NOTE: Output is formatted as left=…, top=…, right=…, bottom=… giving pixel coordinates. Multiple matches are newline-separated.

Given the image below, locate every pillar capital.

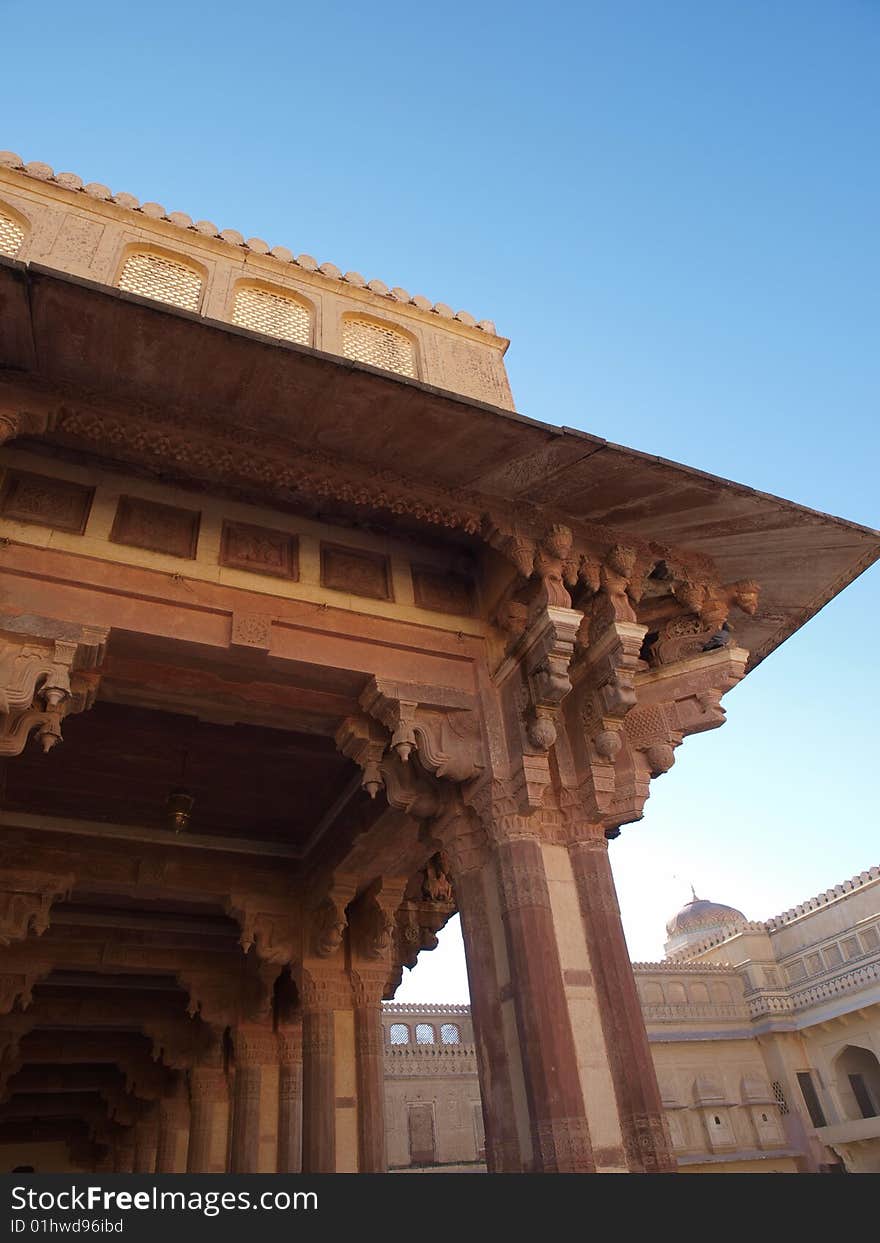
left=0, top=868, right=74, bottom=946
left=232, top=1024, right=279, bottom=1069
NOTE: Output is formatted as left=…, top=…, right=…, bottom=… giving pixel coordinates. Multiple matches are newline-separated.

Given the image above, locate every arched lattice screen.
left=440, top=1023, right=461, bottom=1045
left=341, top=317, right=416, bottom=378
left=0, top=212, right=24, bottom=258
left=232, top=286, right=311, bottom=346
left=415, top=1023, right=435, bottom=1045
left=118, top=252, right=202, bottom=312
left=389, top=1024, right=410, bottom=1045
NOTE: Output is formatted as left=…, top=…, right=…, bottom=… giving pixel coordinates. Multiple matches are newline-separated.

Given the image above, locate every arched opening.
left=232, top=283, right=312, bottom=346
left=117, top=250, right=203, bottom=312
left=835, top=1045, right=880, bottom=1120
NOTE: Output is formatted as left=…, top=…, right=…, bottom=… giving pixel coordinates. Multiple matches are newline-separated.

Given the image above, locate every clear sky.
left=4, top=1, right=877, bottom=994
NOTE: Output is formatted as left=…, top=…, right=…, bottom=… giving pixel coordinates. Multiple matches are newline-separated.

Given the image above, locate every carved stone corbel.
left=347, top=879, right=405, bottom=966
left=603, top=645, right=749, bottom=830
left=308, top=880, right=356, bottom=959
left=360, top=678, right=484, bottom=784
left=335, top=715, right=387, bottom=800
left=0, top=624, right=106, bottom=757
left=0, top=869, right=74, bottom=945
left=225, top=896, right=300, bottom=966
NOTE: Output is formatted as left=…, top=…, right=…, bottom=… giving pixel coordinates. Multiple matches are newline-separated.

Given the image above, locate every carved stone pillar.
left=187, top=1066, right=230, bottom=1174
left=568, top=834, right=675, bottom=1171
left=276, top=1022, right=303, bottom=1173
left=300, top=969, right=357, bottom=1173
left=113, top=1133, right=135, bottom=1174
left=493, top=832, right=595, bottom=1172
left=156, top=1076, right=191, bottom=1174
left=350, top=969, right=388, bottom=1173
left=229, top=1024, right=280, bottom=1174
left=133, top=1105, right=159, bottom=1173
left=443, top=818, right=524, bottom=1173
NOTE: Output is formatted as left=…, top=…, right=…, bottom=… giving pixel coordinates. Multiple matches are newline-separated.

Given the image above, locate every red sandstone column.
left=133, top=1105, right=159, bottom=1173
left=455, top=865, right=525, bottom=1172
left=351, top=971, right=388, bottom=1173
left=277, top=1022, right=303, bottom=1173
left=187, top=1067, right=230, bottom=1173
left=300, top=970, right=357, bottom=1173
left=568, top=834, right=675, bottom=1172
left=156, top=1077, right=191, bottom=1174
left=493, top=835, right=595, bottom=1172
left=113, top=1133, right=135, bottom=1173
left=229, top=1025, right=280, bottom=1174
left=301, top=982, right=337, bottom=1173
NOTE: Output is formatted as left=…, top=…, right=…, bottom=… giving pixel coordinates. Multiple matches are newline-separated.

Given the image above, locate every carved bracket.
left=0, top=624, right=106, bottom=757
left=0, top=869, right=75, bottom=946
left=336, top=714, right=387, bottom=800
left=360, top=678, right=484, bottom=784
left=225, top=896, right=300, bottom=967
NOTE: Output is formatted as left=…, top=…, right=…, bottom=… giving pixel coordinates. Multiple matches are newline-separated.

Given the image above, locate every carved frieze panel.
left=321, top=543, right=392, bottom=600
left=411, top=565, right=475, bottom=616
left=0, top=469, right=94, bottom=534
left=110, top=495, right=200, bottom=559
left=220, top=520, right=299, bottom=580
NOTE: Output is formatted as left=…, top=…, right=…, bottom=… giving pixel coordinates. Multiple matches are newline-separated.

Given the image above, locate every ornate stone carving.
left=109, top=495, right=200, bottom=559
left=361, top=678, right=484, bottom=784
left=220, top=521, right=298, bottom=579
left=0, top=870, right=74, bottom=945
left=0, top=469, right=93, bottom=533
left=0, top=625, right=106, bottom=757
left=422, top=853, right=453, bottom=904
left=226, top=897, right=299, bottom=966
left=230, top=613, right=273, bottom=651
left=0, top=406, right=57, bottom=446
left=336, top=715, right=387, bottom=800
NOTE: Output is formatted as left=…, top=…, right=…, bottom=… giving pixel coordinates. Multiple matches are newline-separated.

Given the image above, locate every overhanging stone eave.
left=1, top=258, right=878, bottom=675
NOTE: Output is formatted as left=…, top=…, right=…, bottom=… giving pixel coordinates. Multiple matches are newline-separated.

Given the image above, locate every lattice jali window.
left=440, top=1023, right=461, bottom=1045
left=772, top=1081, right=789, bottom=1115
left=341, top=317, right=416, bottom=378
left=0, top=212, right=25, bottom=258
left=415, top=1023, right=435, bottom=1045
left=232, top=285, right=311, bottom=346
left=118, top=252, right=202, bottom=311
left=389, top=1023, right=410, bottom=1045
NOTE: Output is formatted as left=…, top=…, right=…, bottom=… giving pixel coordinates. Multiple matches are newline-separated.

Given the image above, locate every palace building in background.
left=0, top=151, right=877, bottom=1174
left=381, top=869, right=880, bottom=1174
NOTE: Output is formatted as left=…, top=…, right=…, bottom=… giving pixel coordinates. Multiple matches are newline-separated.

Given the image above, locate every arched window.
left=440, top=1023, right=461, bottom=1045
left=341, top=316, right=416, bottom=378
left=415, top=1023, right=435, bottom=1045
left=0, top=210, right=25, bottom=259
left=389, top=1023, right=410, bottom=1045
left=232, top=285, right=311, bottom=346
left=118, top=251, right=202, bottom=312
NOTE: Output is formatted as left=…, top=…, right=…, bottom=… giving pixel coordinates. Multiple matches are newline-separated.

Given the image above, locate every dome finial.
left=690, top=883, right=699, bottom=902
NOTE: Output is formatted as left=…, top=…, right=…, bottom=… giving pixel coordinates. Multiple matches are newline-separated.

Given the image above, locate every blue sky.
left=4, top=1, right=877, bottom=990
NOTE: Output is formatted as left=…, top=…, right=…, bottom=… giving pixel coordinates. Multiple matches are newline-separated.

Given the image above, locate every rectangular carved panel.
left=220, top=521, right=299, bottom=579
left=0, top=470, right=94, bottom=534
left=110, top=495, right=200, bottom=559
left=412, top=564, right=475, bottom=616
left=321, top=543, right=392, bottom=601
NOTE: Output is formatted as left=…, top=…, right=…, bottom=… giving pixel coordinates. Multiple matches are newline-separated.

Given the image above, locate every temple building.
left=381, top=867, right=880, bottom=1174
left=0, top=151, right=877, bottom=1174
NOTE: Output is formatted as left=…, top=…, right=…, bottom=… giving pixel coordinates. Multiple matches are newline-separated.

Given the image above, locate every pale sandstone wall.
left=0, top=159, right=514, bottom=410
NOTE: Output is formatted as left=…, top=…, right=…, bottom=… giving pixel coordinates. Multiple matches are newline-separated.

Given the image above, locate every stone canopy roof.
left=1, top=256, right=878, bottom=676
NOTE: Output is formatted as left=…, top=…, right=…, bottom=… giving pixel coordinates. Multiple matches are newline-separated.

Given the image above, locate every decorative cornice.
left=0, top=152, right=499, bottom=335
left=763, top=865, right=880, bottom=930
left=381, top=1002, right=470, bottom=1015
